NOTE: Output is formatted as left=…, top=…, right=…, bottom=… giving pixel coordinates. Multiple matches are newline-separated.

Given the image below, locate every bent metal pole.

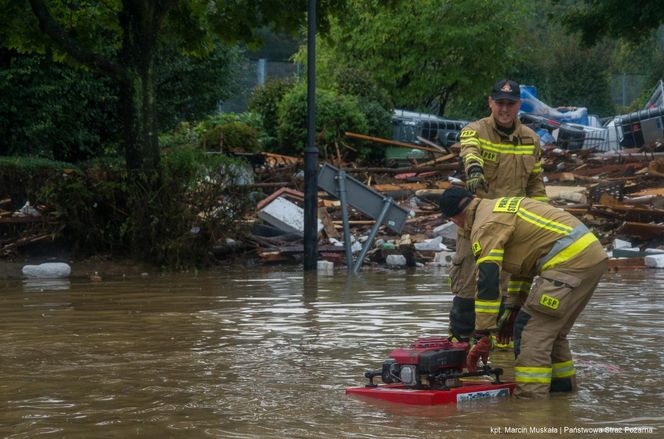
left=303, top=0, right=318, bottom=271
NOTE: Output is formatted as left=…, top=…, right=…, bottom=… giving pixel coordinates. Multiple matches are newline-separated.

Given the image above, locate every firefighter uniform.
left=448, top=115, right=548, bottom=339
left=462, top=196, right=607, bottom=398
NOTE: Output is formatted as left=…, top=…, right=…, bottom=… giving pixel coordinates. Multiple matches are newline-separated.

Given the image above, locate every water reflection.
left=0, top=267, right=662, bottom=438
left=22, top=278, right=71, bottom=292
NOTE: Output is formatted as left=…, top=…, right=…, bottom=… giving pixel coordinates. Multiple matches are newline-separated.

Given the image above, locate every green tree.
left=558, top=0, right=664, bottom=46
left=1, top=0, right=346, bottom=174
left=1, top=0, right=346, bottom=260
left=156, top=42, right=243, bottom=132
left=314, top=0, right=523, bottom=116
left=508, top=8, right=616, bottom=117
left=0, top=50, right=120, bottom=161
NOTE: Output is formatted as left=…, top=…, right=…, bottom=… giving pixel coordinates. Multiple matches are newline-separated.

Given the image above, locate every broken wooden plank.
left=256, top=187, right=304, bottom=211
left=372, top=181, right=450, bottom=192
left=318, top=207, right=339, bottom=239
left=618, top=222, right=664, bottom=239
left=416, top=136, right=450, bottom=153
left=345, top=131, right=444, bottom=154
left=630, top=187, right=664, bottom=197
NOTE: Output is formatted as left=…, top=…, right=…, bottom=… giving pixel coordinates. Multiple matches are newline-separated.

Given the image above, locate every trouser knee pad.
left=550, top=377, right=573, bottom=393
left=449, top=296, right=475, bottom=339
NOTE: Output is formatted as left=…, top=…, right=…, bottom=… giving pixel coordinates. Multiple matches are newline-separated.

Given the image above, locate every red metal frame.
left=346, top=382, right=515, bottom=405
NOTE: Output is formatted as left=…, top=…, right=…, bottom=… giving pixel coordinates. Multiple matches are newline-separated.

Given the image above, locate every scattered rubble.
left=241, top=80, right=664, bottom=271
left=3, top=82, right=664, bottom=272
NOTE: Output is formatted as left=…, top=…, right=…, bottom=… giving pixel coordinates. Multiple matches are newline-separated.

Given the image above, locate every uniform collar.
left=488, top=115, right=521, bottom=135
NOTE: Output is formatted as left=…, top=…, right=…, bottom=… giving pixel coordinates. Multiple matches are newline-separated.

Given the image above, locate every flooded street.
left=1, top=265, right=663, bottom=438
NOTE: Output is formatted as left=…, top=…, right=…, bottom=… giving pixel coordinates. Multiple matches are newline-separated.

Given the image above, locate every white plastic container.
left=22, top=262, right=71, bottom=279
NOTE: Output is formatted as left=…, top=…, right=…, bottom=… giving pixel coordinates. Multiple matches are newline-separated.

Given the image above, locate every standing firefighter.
left=449, top=79, right=548, bottom=342
left=440, top=187, right=607, bottom=398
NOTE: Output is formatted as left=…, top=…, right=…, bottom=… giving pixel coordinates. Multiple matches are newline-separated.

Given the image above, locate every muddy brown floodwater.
left=0, top=264, right=662, bottom=438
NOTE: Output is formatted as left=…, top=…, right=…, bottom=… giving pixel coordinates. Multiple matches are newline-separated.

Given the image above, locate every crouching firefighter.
left=440, top=187, right=607, bottom=398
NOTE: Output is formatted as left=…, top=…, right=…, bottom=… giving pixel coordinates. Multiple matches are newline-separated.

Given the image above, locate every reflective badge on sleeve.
left=461, top=129, right=477, bottom=137
left=472, top=241, right=482, bottom=256
left=539, top=294, right=560, bottom=310
left=482, top=150, right=497, bottom=162
left=493, top=197, right=524, bottom=213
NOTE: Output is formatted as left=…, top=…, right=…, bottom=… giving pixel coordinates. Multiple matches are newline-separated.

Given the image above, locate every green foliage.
left=507, top=9, right=616, bottom=117
left=277, top=84, right=370, bottom=160
left=39, top=149, right=253, bottom=267
left=156, top=42, right=244, bottom=132
left=545, top=39, right=615, bottom=116
left=314, top=0, right=523, bottom=115
left=0, top=51, right=120, bottom=161
left=330, top=67, right=393, bottom=140
left=202, top=122, right=260, bottom=152
left=557, top=0, right=664, bottom=46
left=248, top=78, right=294, bottom=148
left=0, top=156, right=79, bottom=209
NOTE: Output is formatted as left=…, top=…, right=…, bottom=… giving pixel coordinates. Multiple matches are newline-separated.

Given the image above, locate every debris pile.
left=0, top=198, right=60, bottom=257
left=242, top=78, right=664, bottom=271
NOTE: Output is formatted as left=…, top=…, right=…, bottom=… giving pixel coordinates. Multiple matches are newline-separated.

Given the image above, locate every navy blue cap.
left=491, top=79, right=520, bottom=102
left=440, top=187, right=473, bottom=218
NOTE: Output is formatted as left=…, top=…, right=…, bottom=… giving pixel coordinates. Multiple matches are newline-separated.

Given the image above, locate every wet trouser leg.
left=449, top=232, right=512, bottom=340
left=513, top=260, right=607, bottom=398
left=448, top=232, right=476, bottom=340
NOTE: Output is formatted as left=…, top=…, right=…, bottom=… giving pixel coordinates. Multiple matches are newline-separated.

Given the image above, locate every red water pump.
left=365, top=336, right=504, bottom=390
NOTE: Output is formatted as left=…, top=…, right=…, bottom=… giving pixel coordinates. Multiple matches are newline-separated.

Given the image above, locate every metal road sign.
left=318, top=163, right=409, bottom=233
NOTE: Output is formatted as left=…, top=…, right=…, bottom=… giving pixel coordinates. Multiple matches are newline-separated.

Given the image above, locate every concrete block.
left=613, top=239, right=632, bottom=249
left=432, top=221, right=457, bottom=241
left=415, top=236, right=442, bottom=251
left=386, top=254, right=407, bottom=267
left=645, top=254, right=664, bottom=268
left=257, top=196, right=323, bottom=236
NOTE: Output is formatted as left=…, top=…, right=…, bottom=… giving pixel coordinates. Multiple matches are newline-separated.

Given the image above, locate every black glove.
left=465, top=164, right=488, bottom=193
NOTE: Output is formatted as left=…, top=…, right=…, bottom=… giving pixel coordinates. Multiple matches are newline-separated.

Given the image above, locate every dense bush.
left=201, top=121, right=260, bottom=152
left=38, top=149, right=252, bottom=267
left=248, top=78, right=294, bottom=148
left=0, top=156, right=79, bottom=210
left=277, top=84, right=370, bottom=160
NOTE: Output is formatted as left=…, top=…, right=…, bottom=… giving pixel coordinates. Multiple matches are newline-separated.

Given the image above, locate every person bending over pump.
left=440, top=187, right=607, bottom=398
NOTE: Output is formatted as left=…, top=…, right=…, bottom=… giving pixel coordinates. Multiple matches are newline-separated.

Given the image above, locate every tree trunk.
left=119, top=2, right=161, bottom=175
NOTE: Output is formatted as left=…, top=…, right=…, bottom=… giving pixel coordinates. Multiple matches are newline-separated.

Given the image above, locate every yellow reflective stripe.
left=532, top=196, right=549, bottom=202
left=517, top=207, right=573, bottom=234
left=464, top=153, right=484, bottom=167
left=507, top=280, right=530, bottom=293
left=461, top=138, right=480, bottom=146
left=541, top=232, right=598, bottom=271
left=515, top=366, right=552, bottom=383
left=552, top=360, right=575, bottom=378
left=478, top=138, right=535, bottom=155
left=475, top=299, right=501, bottom=314
left=532, top=161, right=543, bottom=173
left=476, top=249, right=504, bottom=264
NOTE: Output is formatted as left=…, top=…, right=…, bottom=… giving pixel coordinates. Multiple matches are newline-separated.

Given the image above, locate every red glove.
left=496, top=308, right=518, bottom=345
left=466, top=336, right=490, bottom=373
